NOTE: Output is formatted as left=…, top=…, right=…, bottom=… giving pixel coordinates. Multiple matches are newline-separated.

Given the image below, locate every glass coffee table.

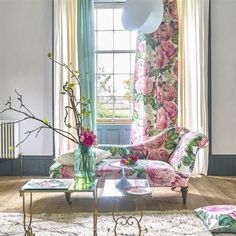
left=102, top=178, right=152, bottom=236
left=19, top=178, right=98, bottom=236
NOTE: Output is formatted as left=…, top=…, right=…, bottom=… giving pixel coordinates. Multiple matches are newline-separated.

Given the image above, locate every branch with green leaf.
left=0, top=52, right=92, bottom=149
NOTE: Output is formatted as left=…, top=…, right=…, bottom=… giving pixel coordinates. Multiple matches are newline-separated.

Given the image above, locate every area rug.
left=0, top=210, right=213, bottom=236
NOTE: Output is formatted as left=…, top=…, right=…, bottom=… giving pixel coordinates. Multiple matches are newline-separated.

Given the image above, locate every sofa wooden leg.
left=65, top=192, right=72, bottom=205
left=181, top=187, right=188, bottom=205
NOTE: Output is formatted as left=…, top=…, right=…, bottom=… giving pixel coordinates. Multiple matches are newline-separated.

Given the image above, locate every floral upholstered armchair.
left=49, top=126, right=208, bottom=204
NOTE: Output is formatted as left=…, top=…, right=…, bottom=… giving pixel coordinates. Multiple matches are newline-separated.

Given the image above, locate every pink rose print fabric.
left=131, top=0, right=179, bottom=143
left=195, top=205, right=236, bottom=233
left=49, top=126, right=207, bottom=189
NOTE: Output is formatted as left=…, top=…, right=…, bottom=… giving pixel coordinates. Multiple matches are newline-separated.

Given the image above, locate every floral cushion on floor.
left=194, top=205, right=236, bottom=233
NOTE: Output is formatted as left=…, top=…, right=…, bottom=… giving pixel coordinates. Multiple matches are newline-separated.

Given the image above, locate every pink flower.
left=154, top=23, right=173, bottom=41
left=204, top=205, right=235, bottom=212
left=80, top=129, right=96, bottom=147
left=161, top=41, right=176, bottom=59
left=163, top=84, right=177, bottom=101
left=136, top=41, right=146, bottom=51
left=229, top=211, right=236, bottom=220
left=60, top=166, right=73, bottom=178
left=134, top=60, right=151, bottom=81
left=120, top=159, right=126, bottom=165
left=135, top=77, right=154, bottom=95
left=169, top=0, right=178, bottom=21
left=157, top=148, right=169, bottom=161
left=163, top=101, right=178, bottom=120
left=197, top=136, right=208, bottom=148
left=169, top=146, right=184, bottom=166
left=146, top=165, right=175, bottom=186
left=172, top=60, right=178, bottom=79
left=156, top=86, right=164, bottom=104
left=120, top=155, right=138, bottom=166
left=172, top=175, right=189, bottom=188
left=144, top=133, right=167, bottom=149
left=156, top=107, right=171, bottom=130
left=155, top=47, right=169, bottom=69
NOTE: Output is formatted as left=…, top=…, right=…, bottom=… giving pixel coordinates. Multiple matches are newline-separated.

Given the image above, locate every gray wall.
left=209, top=0, right=236, bottom=175
left=0, top=0, right=53, bottom=156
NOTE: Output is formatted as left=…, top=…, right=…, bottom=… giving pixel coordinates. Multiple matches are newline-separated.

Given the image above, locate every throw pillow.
left=54, top=147, right=112, bottom=165
left=194, top=205, right=236, bottom=233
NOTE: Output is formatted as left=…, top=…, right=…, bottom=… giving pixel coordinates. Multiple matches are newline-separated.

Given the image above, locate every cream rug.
left=0, top=210, right=213, bottom=236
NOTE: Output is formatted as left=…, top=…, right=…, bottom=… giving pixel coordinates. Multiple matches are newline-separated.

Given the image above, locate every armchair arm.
left=169, top=132, right=208, bottom=175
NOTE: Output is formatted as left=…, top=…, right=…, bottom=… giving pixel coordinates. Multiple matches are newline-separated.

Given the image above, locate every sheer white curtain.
left=54, top=0, right=78, bottom=156
left=177, top=0, right=209, bottom=175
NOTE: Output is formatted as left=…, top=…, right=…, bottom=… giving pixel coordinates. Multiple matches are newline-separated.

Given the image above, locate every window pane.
left=97, top=96, right=114, bottom=118
left=114, top=97, right=131, bottom=118
left=131, top=53, right=136, bottom=72
left=97, top=74, right=113, bottom=96
left=114, top=74, right=131, bottom=96
left=97, top=31, right=113, bottom=50
left=95, top=5, right=136, bottom=121
left=131, top=31, right=137, bottom=50
left=97, top=9, right=113, bottom=30
left=114, top=53, right=130, bottom=73
left=114, top=31, right=130, bottom=50
left=114, top=8, right=124, bottom=30
left=97, top=53, right=113, bottom=73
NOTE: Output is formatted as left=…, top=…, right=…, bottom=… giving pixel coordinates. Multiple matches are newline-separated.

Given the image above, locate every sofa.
left=49, top=126, right=208, bottom=204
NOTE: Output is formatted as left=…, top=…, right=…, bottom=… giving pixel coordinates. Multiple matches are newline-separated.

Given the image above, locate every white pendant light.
left=122, top=0, right=164, bottom=34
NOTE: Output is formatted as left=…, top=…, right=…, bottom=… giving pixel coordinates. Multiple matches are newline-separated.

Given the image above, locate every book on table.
left=21, top=178, right=73, bottom=190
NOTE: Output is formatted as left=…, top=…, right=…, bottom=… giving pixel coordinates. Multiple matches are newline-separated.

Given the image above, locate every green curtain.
left=77, top=0, right=96, bottom=132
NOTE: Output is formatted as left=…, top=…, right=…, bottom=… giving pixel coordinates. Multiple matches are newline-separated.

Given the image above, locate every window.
left=94, top=3, right=137, bottom=123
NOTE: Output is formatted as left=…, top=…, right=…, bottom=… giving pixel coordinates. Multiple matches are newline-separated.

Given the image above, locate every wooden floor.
left=0, top=176, right=235, bottom=214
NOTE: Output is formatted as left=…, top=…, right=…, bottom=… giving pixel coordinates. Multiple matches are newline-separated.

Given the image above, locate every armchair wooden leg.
left=181, top=187, right=188, bottom=205
left=65, top=192, right=72, bottom=205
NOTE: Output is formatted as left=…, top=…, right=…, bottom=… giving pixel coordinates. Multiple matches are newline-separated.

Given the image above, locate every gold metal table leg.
left=20, top=192, right=35, bottom=236
left=93, top=187, right=98, bottom=236
left=112, top=198, right=143, bottom=236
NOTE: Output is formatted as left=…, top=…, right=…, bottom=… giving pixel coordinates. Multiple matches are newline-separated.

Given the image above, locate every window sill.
left=96, top=118, right=132, bottom=125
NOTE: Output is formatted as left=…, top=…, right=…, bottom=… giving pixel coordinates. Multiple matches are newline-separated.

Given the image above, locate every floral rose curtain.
left=131, top=0, right=178, bottom=143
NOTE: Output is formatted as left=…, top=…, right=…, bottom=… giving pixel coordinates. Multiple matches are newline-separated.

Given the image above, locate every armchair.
left=49, top=126, right=208, bottom=204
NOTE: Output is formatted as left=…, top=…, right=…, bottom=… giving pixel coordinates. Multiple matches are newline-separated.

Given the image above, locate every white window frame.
left=94, top=2, right=136, bottom=124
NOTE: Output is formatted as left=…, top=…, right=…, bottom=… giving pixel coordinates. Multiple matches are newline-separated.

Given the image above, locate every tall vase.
left=73, top=144, right=96, bottom=190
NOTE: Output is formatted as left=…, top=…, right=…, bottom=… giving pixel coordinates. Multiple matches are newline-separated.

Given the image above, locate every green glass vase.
left=73, top=144, right=96, bottom=190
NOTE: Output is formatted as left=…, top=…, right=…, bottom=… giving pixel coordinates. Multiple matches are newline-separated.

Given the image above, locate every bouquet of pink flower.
left=79, top=128, right=96, bottom=147
left=120, top=155, right=138, bottom=166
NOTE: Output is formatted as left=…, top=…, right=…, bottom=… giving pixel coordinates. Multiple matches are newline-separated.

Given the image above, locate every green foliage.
left=219, top=215, right=235, bottom=226
left=47, top=52, right=53, bottom=58
left=42, top=118, right=49, bottom=124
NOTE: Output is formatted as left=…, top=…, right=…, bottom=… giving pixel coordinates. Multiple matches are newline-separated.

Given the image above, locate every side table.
left=19, top=178, right=98, bottom=236
left=102, top=178, right=152, bottom=236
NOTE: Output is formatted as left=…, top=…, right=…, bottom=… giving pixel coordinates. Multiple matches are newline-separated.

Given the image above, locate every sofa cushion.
left=194, top=205, right=236, bottom=233
left=54, top=148, right=112, bottom=165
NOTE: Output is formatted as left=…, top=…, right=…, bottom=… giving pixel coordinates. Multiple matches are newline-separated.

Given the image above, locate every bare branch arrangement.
left=0, top=52, right=91, bottom=148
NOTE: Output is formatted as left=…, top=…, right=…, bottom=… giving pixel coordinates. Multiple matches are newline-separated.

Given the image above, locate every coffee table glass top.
left=20, top=178, right=97, bottom=193
left=102, top=178, right=152, bottom=197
